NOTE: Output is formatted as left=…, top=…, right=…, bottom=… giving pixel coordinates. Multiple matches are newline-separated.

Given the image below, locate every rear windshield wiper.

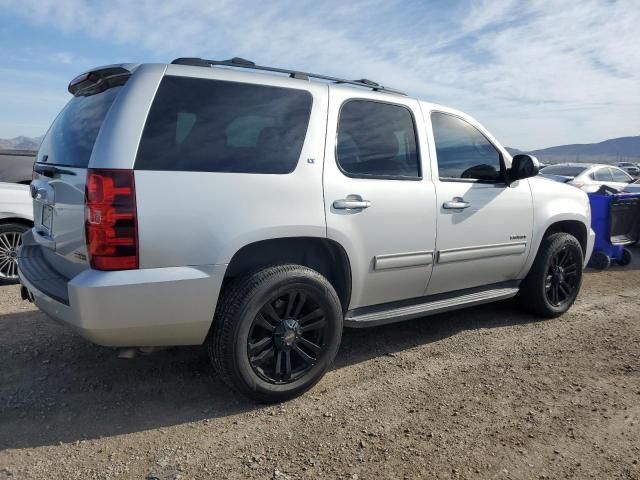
left=33, top=163, right=77, bottom=177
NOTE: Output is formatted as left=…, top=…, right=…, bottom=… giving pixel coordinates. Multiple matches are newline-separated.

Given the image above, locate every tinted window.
left=610, top=167, right=631, bottom=182
left=431, top=112, right=502, bottom=182
left=38, top=86, right=122, bottom=167
left=136, top=76, right=313, bottom=174
left=336, top=100, right=419, bottom=178
left=594, top=168, right=613, bottom=181
left=542, top=165, right=589, bottom=177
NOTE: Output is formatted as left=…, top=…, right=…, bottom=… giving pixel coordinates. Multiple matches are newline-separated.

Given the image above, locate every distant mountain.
left=0, top=135, right=43, bottom=151
left=531, top=136, right=640, bottom=157
left=508, top=135, right=640, bottom=165
left=505, top=147, right=523, bottom=156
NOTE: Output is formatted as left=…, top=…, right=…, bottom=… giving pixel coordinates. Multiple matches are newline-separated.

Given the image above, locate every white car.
left=539, top=163, right=636, bottom=192
left=0, top=182, right=33, bottom=284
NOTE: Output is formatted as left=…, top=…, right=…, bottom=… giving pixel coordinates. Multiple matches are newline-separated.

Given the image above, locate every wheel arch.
left=223, top=236, right=352, bottom=312
left=0, top=217, right=33, bottom=228
left=518, top=213, right=590, bottom=280
left=542, top=220, right=588, bottom=255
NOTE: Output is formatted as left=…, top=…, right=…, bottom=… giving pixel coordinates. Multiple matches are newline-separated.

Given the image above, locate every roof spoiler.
left=68, top=64, right=139, bottom=97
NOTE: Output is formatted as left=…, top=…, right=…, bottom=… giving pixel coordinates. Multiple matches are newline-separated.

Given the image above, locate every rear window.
left=135, top=76, right=313, bottom=174
left=37, top=87, right=122, bottom=167
left=541, top=165, right=587, bottom=177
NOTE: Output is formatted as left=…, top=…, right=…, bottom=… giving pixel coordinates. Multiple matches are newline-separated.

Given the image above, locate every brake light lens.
left=85, top=169, right=138, bottom=270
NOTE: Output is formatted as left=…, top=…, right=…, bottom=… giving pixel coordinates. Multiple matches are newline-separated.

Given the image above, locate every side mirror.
left=507, top=154, right=540, bottom=185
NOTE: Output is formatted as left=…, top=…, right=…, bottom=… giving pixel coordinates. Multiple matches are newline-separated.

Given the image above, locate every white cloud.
left=49, top=52, right=75, bottom=64
left=0, top=0, right=638, bottom=148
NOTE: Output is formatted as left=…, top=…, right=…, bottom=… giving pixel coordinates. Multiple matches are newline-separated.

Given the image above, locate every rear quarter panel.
left=134, top=69, right=329, bottom=268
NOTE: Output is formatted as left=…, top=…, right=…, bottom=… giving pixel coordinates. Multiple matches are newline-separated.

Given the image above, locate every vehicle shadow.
left=0, top=297, right=542, bottom=450
left=336, top=298, right=541, bottom=369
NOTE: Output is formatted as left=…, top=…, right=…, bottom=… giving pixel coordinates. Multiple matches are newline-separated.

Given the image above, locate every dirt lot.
left=1, top=251, right=639, bottom=480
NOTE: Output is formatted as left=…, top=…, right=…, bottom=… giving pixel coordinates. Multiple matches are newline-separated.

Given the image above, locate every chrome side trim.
left=438, top=242, right=526, bottom=264
left=374, top=251, right=434, bottom=270
left=345, top=286, right=519, bottom=327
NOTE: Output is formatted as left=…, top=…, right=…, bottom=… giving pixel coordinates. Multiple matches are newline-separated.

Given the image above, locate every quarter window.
left=336, top=100, right=420, bottom=178
left=431, top=112, right=502, bottom=182
left=136, top=76, right=312, bottom=174
left=610, top=168, right=631, bottom=183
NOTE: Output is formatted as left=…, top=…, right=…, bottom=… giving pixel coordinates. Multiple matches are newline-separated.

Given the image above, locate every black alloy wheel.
left=248, top=290, right=328, bottom=384
left=545, top=245, right=579, bottom=307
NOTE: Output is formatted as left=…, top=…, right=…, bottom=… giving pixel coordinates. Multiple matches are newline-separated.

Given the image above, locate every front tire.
left=518, top=233, right=584, bottom=318
left=209, top=264, right=343, bottom=403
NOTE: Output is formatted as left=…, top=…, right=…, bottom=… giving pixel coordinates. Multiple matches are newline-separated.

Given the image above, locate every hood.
left=529, top=175, right=589, bottom=202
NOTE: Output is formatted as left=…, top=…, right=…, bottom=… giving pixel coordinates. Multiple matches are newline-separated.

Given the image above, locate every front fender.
left=518, top=178, right=592, bottom=278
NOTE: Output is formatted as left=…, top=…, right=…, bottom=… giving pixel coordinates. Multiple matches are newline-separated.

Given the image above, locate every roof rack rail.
left=170, top=57, right=407, bottom=96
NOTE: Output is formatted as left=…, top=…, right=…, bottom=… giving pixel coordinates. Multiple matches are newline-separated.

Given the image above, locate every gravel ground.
left=1, top=249, right=639, bottom=479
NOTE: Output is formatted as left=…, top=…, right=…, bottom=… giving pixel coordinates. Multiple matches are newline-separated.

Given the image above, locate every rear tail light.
left=85, top=169, right=138, bottom=270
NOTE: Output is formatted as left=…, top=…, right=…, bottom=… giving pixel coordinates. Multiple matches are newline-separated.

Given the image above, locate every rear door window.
left=135, top=76, right=313, bottom=174
left=37, top=86, right=122, bottom=167
left=336, top=100, right=420, bottom=179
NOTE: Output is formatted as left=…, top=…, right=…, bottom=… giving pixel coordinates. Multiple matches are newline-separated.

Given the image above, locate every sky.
left=0, top=0, right=638, bottom=150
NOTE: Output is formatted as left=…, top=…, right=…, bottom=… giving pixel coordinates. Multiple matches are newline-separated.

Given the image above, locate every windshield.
left=541, top=165, right=587, bottom=177
left=37, top=86, right=122, bottom=167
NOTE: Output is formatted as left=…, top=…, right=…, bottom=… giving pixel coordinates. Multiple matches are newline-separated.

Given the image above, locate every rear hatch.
left=30, top=69, right=128, bottom=280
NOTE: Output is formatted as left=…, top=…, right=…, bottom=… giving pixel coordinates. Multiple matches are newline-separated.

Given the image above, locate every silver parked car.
left=0, top=182, right=33, bottom=283
left=539, top=163, right=636, bottom=192
left=19, top=58, right=595, bottom=402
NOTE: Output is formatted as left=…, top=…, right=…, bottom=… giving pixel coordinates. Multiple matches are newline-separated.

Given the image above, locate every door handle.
left=333, top=198, right=371, bottom=210
left=443, top=197, right=470, bottom=210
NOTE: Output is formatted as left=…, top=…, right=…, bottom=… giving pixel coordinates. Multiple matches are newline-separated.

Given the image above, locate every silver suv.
left=19, top=58, right=595, bottom=402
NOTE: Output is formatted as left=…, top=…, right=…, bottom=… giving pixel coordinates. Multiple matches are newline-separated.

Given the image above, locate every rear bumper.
left=18, top=236, right=226, bottom=347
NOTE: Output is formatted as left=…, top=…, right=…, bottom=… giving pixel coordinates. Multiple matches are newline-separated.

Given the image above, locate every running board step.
left=344, top=286, right=520, bottom=328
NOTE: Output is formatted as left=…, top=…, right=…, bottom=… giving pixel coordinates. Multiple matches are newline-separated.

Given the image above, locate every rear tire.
left=208, top=264, right=343, bottom=403
left=517, top=233, right=583, bottom=318
left=0, top=223, right=29, bottom=285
